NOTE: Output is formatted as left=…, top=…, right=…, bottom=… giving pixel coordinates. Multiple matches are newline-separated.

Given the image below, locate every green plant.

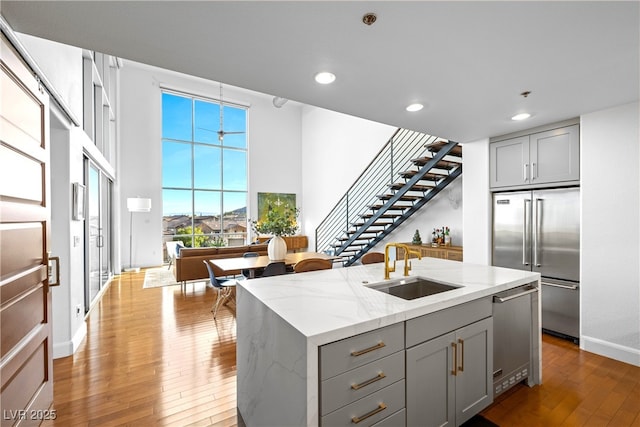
left=175, top=226, right=208, bottom=247
left=412, top=229, right=422, bottom=245
left=210, top=234, right=226, bottom=247
left=251, top=202, right=299, bottom=236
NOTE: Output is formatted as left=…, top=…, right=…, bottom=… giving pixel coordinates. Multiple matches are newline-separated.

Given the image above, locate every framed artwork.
left=72, top=182, right=85, bottom=221
left=257, top=192, right=296, bottom=222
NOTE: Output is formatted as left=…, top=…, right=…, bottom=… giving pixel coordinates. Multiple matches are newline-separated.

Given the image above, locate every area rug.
left=142, top=267, right=180, bottom=288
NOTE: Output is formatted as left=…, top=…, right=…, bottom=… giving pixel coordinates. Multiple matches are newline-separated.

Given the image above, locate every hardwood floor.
left=44, top=271, right=239, bottom=427
left=44, top=270, right=639, bottom=426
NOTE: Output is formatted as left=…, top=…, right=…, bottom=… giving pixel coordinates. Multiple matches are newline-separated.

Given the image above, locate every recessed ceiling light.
left=511, top=113, right=531, bottom=121
left=406, top=103, right=424, bottom=112
left=315, top=72, right=336, bottom=84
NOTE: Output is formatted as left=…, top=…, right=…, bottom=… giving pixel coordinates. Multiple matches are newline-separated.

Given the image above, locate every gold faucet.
left=384, top=243, right=398, bottom=279
left=404, top=248, right=422, bottom=276
left=384, top=243, right=423, bottom=279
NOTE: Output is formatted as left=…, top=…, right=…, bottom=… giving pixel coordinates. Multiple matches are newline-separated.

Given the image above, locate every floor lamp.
left=125, top=197, right=151, bottom=272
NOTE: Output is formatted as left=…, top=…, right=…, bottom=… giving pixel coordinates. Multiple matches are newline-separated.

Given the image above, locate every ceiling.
left=2, top=1, right=639, bottom=142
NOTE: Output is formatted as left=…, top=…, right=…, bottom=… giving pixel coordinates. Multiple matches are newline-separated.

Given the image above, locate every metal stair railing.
left=345, top=159, right=462, bottom=266
left=315, top=128, right=439, bottom=256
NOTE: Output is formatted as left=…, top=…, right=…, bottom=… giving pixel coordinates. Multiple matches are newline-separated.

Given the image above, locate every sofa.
left=173, top=244, right=269, bottom=284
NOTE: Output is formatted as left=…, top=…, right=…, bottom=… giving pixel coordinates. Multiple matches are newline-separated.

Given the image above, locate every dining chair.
left=361, top=251, right=385, bottom=265
left=293, top=258, right=333, bottom=273
left=165, top=241, right=185, bottom=269
left=203, top=260, right=237, bottom=319
left=261, top=261, right=287, bottom=277
left=242, top=251, right=261, bottom=279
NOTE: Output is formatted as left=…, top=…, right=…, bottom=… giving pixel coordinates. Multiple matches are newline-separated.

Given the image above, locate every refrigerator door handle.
left=523, top=199, right=531, bottom=266
left=534, top=198, right=542, bottom=267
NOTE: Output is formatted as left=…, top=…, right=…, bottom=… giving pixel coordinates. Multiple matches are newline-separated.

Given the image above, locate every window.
left=162, top=91, right=247, bottom=253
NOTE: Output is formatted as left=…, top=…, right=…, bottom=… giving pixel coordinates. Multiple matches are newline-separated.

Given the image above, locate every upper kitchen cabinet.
left=490, top=123, right=579, bottom=190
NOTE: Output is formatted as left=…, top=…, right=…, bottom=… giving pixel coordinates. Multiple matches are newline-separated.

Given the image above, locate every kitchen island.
left=236, top=257, right=541, bottom=427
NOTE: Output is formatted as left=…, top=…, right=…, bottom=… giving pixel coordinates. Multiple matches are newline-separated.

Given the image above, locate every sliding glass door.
left=85, top=160, right=113, bottom=311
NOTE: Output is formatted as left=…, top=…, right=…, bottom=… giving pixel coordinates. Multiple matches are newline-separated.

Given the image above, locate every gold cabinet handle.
left=451, top=342, right=457, bottom=376
left=351, top=342, right=385, bottom=357
left=458, top=338, right=464, bottom=372
left=351, top=403, right=387, bottom=424
left=351, top=372, right=386, bottom=390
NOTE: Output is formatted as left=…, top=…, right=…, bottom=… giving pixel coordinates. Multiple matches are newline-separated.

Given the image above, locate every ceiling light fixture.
left=406, top=103, right=424, bottom=112
left=511, top=113, right=531, bottom=121
left=315, top=72, right=336, bottom=84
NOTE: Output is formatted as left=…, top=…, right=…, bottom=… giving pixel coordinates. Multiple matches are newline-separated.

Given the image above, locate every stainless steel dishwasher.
left=492, top=283, right=538, bottom=397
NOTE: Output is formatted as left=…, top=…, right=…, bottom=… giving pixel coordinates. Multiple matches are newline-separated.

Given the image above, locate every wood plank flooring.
left=43, top=269, right=639, bottom=426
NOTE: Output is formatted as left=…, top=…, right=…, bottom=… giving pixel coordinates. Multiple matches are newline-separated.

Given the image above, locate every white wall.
left=371, top=177, right=463, bottom=256
left=462, top=139, right=491, bottom=265
left=581, top=102, right=640, bottom=366
left=118, top=62, right=303, bottom=267
left=300, top=107, right=394, bottom=250
left=16, top=33, right=84, bottom=123
left=17, top=33, right=88, bottom=358
left=300, top=107, right=464, bottom=254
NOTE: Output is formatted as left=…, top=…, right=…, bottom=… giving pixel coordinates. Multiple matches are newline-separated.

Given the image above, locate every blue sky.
left=161, top=92, right=247, bottom=217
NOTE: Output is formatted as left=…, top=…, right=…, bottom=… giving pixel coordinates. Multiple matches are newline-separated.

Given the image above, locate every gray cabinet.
left=490, top=124, right=579, bottom=189
left=320, top=323, right=406, bottom=427
left=406, top=307, right=493, bottom=427
left=319, top=299, right=495, bottom=427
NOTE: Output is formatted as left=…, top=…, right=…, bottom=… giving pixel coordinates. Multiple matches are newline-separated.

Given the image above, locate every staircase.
left=315, top=129, right=462, bottom=266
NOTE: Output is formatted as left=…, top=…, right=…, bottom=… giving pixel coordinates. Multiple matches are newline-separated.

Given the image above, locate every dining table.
left=210, top=251, right=338, bottom=279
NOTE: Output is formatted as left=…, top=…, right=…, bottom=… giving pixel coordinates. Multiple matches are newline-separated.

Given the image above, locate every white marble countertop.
left=237, top=258, right=540, bottom=347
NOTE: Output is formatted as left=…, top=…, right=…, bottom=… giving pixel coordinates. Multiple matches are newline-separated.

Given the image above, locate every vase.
left=268, top=236, right=287, bottom=261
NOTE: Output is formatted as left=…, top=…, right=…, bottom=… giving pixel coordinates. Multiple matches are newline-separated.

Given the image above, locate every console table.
left=396, top=243, right=463, bottom=262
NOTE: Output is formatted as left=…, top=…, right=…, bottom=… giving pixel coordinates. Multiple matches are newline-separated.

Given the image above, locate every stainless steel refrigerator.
left=492, top=187, right=580, bottom=342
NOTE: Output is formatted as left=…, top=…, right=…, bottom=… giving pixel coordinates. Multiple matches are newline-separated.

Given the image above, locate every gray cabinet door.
left=455, top=317, right=494, bottom=425
left=490, top=135, right=530, bottom=188
left=406, top=332, right=456, bottom=427
left=529, top=124, right=579, bottom=184
left=406, top=317, right=493, bottom=427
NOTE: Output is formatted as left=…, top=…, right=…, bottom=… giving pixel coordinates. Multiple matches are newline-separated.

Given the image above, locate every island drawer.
left=320, top=322, right=404, bottom=380
left=320, top=379, right=405, bottom=427
left=406, top=297, right=492, bottom=348
left=371, top=408, right=405, bottom=427
left=320, top=350, right=405, bottom=415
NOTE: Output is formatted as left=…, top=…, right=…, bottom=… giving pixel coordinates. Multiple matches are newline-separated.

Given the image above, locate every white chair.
left=166, top=241, right=184, bottom=269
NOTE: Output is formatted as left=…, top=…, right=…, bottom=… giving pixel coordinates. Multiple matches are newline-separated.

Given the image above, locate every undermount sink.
left=366, top=276, right=460, bottom=300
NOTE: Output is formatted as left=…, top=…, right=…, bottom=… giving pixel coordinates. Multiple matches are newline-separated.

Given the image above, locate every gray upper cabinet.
left=490, top=124, right=579, bottom=190
left=490, top=136, right=530, bottom=188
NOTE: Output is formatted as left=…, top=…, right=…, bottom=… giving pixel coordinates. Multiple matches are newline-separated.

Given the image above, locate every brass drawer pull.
left=350, top=342, right=385, bottom=357
left=458, top=338, right=464, bottom=372
left=351, top=403, right=387, bottom=424
left=451, top=342, right=457, bottom=376
left=351, top=372, right=386, bottom=390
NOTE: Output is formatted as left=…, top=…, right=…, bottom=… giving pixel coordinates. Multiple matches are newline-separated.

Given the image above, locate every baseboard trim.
left=53, top=321, right=87, bottom=359
left=581, top=335, right=640, bottom=367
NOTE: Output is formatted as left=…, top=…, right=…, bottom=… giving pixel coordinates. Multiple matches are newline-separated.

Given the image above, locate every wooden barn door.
left=0, top=34, right=54, bottom=425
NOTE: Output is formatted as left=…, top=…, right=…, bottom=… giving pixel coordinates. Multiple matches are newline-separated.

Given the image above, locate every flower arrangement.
left=251, top=202, right=299, bottom=237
